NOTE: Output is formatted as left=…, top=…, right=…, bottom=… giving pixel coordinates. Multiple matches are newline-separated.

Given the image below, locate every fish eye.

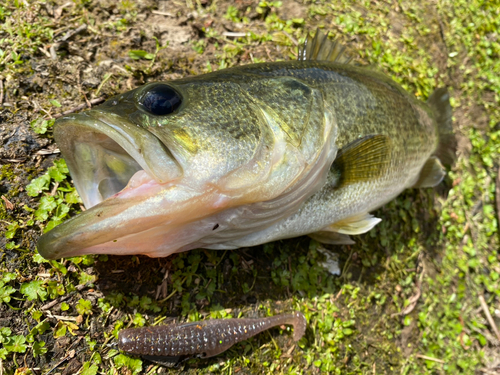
left=139, top=84, right=182, bottom=116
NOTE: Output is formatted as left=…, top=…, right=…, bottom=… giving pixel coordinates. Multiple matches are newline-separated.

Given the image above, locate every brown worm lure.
left=118, top=311, right=306, bottom=358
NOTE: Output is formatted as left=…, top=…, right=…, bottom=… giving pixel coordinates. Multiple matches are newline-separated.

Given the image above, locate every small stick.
left=282, top=30, right=298, bottom=46
left=38, top=47, right=52, bottom=58
left=40, top=284, right=87, bottom=310
left=50, top=24, right=88, bottom=60
left=59, top=24, right=87, bottom=43
left=496, top=168, right=500, bottom=229
left=222, top=31, right=247, bottom=38
left=415, top=354, right=445, bottom=364
left=151, top=10, right=174, bottom=17
left=479, top=368, right=500, bottom=375
left=1, top=196, right=14, bottom=210
left=49, top=181, right=59, bottom=196
left=45, top=312, right=78, bottom=321
left=49, top=44, right=58, bottom=60
left=0, top=79, right=3, bottom=105
left=95, top=73, right=113, bottom=96
left=479, top=295, right=500, bottom=342
left=52, top=96, right=106, bottom=119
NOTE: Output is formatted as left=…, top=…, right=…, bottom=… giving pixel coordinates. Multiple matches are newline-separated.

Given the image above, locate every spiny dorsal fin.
left=298, top=28, right=353, bottom=64
left=412, top=156, right=445, bottom=188
left=331, top=134, right=391, bottom=187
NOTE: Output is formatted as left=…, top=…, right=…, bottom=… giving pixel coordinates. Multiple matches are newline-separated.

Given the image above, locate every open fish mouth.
left=36, top=110, right=188, bottom=260
left=54, top=110, right=182, bottom=209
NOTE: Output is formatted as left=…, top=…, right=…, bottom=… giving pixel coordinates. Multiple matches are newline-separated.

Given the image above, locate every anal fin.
left=309, top=231, right=355, bottom=245
left=412, top=156, right=445, bottom=188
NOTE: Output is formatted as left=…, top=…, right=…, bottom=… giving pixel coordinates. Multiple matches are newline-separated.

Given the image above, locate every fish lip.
left=52, top=110, right=182, bottom=209
left=37, top=109, right=183, bottom=260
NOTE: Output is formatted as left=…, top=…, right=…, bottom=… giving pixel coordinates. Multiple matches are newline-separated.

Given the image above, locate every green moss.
left=0, top=164, right=16, bottom=183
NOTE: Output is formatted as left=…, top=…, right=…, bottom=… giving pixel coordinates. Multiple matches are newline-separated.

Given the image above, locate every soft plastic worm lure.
left=118, top=311, right=306, bottom=358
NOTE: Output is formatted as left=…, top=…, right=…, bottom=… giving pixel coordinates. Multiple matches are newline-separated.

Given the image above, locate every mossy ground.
left=0, top=0, right=499, bottom=374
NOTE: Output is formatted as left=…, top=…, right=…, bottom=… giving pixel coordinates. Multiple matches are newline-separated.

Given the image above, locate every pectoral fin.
left=327, top=213, right=382, bottom=235
left=309, top=231, right=355, bottom=245
left=331, top=135, right=391, bottom=187
left=412, top=156, right=445, bottom=188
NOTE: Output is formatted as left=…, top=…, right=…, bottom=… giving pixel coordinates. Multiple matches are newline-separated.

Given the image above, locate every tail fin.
left=427, top=88, right=456, bottom=167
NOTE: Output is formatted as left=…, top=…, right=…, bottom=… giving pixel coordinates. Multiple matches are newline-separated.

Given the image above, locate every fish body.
left=37, top=31, right=454, bottom=259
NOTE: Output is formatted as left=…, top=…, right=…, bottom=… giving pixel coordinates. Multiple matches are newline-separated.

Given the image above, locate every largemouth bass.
left=37, top=30, right=455, bottom=260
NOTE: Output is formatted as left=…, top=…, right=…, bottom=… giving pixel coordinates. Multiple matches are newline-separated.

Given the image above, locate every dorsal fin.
left=298, top=28, right=353, bottom=64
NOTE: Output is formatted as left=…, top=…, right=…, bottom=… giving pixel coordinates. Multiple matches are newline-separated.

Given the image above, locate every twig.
left=0, top=79, right=3, bottom=105
left=223, top=31, right=247, bottom=38
left=479, top=295, right=500, bottom=342
left=95, top=73, right=113, bottom=96
left=50, top=24, right=88, bottom=60
left=59, top=24, right=87, bottom=43
left=40, top=283, right=87, bottom=310
left=479, top=368, right=500, bottom=374
left=2, top=158, right=25, bottom=163
left=32, top=99, right=53, bottom=118
left=46, top=349, right=78, bottom=375
left=151, top=10, right=174, bottom=17
left=35, top=148, right=60, bottom=155
left=45, top=312, right=79, bottom=321
left=341, top=246, right=354, bottom=279
left=265, top=46, right=273, bottom=61
left=415, top=354, right=445, bottom=364
left=52, top=96, right=106, bottom=119
left=282, top=30, right=299, bottom=46
left=38, top=47, right=52, bottom=58
left=49, top=181, right=59, bottom=196
left=1, top=196, right=14, bottom=210
left=392, top=260, right=424, bottom=317
left=49, top=44, right=58, bottom=60
left=496, top=168, right=500, bottom=229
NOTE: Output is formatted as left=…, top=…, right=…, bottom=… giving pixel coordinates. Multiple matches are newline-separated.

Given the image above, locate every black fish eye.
left=139, top=84, right=182, bottom=116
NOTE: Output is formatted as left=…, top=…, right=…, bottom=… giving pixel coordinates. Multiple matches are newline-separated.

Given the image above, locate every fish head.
left=37, top=74, right=337, bottom=259
left=55, top=79, right=271, bottom=208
